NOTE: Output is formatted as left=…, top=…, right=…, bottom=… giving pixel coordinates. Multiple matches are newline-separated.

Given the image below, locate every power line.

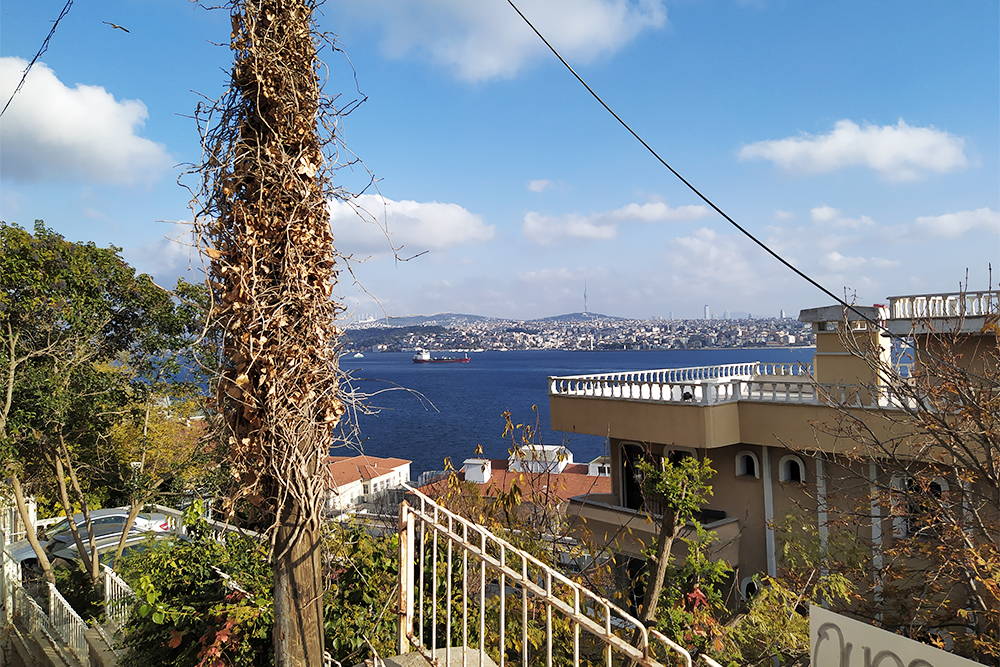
left=1, top=0, right=75, bottom=118
left=504, top=0, right=998, bottom=384
left=505, top=0, right=869, bottom=320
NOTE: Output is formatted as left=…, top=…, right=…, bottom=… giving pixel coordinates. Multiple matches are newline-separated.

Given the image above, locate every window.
left=736, top=451, right=759, bottom=479
left=620, top=444, right=695, bottom=510
left=892, top=475, right=949, bottom=538
left=778, top=455, right=806, bottom=483
left=740, top=577, right=760, bottom=600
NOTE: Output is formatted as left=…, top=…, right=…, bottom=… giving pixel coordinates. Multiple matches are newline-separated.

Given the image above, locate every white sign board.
left=811, top=605, right=984, bottom=667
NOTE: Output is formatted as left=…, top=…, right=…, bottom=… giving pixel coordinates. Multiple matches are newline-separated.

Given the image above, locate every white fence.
left=103, top=563, right=136, bottom=630
left=2, top=549, right=86, bottom=666
left=0, top=497, right=37, bottom=542
left=547, top=361, right=924, bottom=410
left=888, top=291, right=999, bottom=320
left=48, top=581, right=89, bottom=662
left=397, top=483, right=721, bottom=667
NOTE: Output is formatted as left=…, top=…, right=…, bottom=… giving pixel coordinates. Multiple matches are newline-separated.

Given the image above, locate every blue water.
left=336, top=348, right=815, bottom=477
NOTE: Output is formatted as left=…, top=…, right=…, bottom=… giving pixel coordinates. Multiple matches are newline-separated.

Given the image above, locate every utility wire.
left=1, top=0, right=75, bottom=118
left=505, top=0, right=874, bottom=324
left=505, top=0, right=998, bottom=384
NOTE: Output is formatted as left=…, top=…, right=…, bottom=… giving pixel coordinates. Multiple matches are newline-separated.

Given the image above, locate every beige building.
left=547, top=291, right=997, bottom=602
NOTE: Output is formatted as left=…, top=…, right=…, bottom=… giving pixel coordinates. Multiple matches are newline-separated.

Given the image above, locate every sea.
left=336, top=347, right=816, bottom=478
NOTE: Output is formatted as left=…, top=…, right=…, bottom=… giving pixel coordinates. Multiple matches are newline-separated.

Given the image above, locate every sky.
left=1, top=1, right=997, bottom=322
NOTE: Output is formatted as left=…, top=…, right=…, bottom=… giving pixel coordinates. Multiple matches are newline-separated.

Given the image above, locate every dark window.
left=622, top=444, right=646, bottom=511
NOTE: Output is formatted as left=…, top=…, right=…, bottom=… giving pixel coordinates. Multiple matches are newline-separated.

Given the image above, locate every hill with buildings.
left=342, top=313, right=813, bottom=353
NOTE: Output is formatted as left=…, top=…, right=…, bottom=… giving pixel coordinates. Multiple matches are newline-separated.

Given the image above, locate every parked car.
left=49, top=530, right=176, bottom=570
left=4, top=508, right=170, bottom=566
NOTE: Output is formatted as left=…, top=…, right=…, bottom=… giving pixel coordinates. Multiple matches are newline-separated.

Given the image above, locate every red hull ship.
left=412, top=351, right=470, bottom=364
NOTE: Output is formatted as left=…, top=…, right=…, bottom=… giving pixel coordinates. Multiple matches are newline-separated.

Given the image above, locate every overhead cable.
left=1, top=0, right=75, bottom=118
left=504, top=0, right=997, bottom=383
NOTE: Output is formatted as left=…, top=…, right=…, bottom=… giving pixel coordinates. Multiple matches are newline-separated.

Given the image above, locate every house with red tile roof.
left=418, top=446, right=611, bottom=507
left=324, top=454, right=411, bottom=514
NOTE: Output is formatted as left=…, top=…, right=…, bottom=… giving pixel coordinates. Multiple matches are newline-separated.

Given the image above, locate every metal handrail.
left=398, top=483, right=705, bottom=667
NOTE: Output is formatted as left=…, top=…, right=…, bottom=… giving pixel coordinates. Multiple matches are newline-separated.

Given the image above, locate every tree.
left=1, top=221, right=204, bottom=587
left=633, top=451, right=716, bottom=631
left=192, top=1, right=349, bottom=663
left=104, top=278, right=217, bottom=566
left=797, top=299, right=999, bottom=663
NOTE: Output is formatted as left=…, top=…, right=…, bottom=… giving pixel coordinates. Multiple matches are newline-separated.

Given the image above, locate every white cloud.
left=522, top=201, right=710, bottom=245
left=528, top=179, right=554, bottom=193
left=739, top=119, right=967, bottom=181
left=664, top=228, right=776, bottom=299
left=773, top=209, right=795, bottom=221
left=125, top=221, right=201, bottom=281
left=810, top=205, right=840, bottom=223
left=810, top=205, right=875, bottom=229
left=821, top=251, right=900, bottom=272
left=821, top=251, right=866, bottom=271
left=913, top=208, right=999, bottom=238
left=336, top=0, right=667, bottom=81
left=0, top=57, right=171, bottom=184
left=329, top=194, right=494, bottom=256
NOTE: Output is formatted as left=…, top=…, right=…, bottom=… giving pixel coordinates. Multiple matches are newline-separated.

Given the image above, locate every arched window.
left=736, top=450, right=760, bottom=479
left=740, top=577, right=760, bottom=600
left=778, top=455, right=806, bottom=484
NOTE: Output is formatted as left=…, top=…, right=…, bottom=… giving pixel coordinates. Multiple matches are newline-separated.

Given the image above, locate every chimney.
left=463, top=458, right=492, bottom=484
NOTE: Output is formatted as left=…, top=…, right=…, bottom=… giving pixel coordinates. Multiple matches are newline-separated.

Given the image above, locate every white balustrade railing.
left=888, top=291, right=999, bottom=320
left=550, top=363, right=812, bottom=406
left=397, top=483, right=719, bottom=667
left=549, top=362, right=814, bottom=406
left=103, top=563, right=136, bottom=629
left=49, top=581, right=88, bottom=663
left=2, top=548, right=81, bottom=666
left=549, top=363, right=914, bottom=410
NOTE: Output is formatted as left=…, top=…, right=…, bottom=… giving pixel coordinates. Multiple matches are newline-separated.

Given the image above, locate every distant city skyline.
left=1, top=2, right=996, bottom=321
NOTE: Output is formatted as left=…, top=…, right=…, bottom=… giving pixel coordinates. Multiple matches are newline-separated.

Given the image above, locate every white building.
left=324, top=455, right=411, bottom=514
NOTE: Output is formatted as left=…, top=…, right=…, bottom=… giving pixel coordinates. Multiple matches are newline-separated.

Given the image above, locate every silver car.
left=5, top=507, right=171, bottom=566
left=49, top=530, right=176, bottom=570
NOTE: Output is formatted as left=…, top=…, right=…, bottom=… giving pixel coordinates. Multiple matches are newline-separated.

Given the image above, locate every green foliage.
left=716, top=572, right=855, bottom=667
left=649, top=524, right=733, bottom=654
left=118, top=502, right=273, bottom=667
left=53, top=561, right=103, bottom=621
left=636, top=454, right=715, bottom=523
left=712, top=514, right=857, bottom=667
left=323, top=523, right=399, bottom=662
left=1, top=220, right=214, bottom=523
left=118, top=510, right=408, bottom=667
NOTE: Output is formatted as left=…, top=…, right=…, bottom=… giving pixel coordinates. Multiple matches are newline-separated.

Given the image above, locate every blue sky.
left=2, top=0, right=997, bottom=320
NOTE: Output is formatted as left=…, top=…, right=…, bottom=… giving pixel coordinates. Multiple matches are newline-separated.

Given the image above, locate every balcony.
left=546, top=361, right=902, bottom=407
left=564, top=493, right=741, bottom=561
left=886, top=290, right=999, bottom=335
left=547, top=361, right=919, bottom=453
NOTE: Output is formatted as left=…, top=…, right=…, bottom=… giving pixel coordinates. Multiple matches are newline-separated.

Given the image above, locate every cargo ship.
left=412, top=351, right=471, bottom=364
